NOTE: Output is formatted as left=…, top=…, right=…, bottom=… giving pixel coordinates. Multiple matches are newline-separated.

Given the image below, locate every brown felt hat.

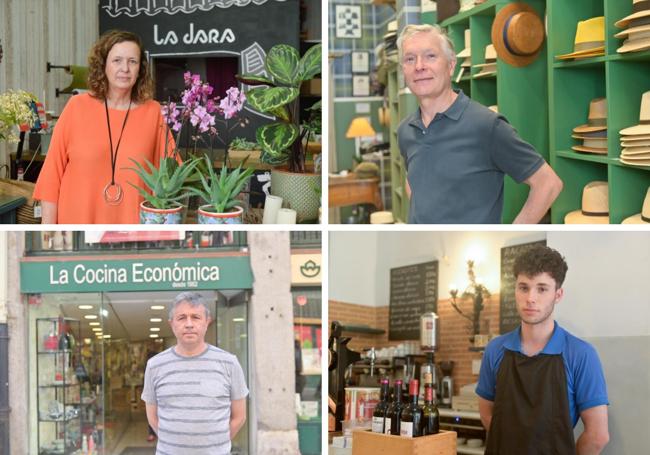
left=491, top=2, right=545, bottom=67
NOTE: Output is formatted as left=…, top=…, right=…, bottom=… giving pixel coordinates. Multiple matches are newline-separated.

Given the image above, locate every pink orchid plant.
left=161, top=72, right=248, bottom=163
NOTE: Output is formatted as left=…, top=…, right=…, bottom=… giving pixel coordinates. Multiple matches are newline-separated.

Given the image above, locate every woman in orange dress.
left=34, top=30, right=173, bottom=224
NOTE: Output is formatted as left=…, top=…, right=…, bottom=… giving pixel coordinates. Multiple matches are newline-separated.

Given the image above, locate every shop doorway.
left=29, top=290, right=249, bottom=455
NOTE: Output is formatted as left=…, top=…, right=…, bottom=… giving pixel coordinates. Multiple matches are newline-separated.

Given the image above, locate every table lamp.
left=345, top=116, right=376, bottom=159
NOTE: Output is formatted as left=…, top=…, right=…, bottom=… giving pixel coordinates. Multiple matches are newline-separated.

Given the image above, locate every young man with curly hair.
left=477, top=245, right=609, bottom=454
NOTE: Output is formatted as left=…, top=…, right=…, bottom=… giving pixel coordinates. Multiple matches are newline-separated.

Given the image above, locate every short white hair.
left=397, top=24, right=456, bottom=63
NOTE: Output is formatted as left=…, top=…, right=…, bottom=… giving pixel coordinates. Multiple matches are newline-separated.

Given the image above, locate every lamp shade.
left=346, top=117, right=376, bottom=138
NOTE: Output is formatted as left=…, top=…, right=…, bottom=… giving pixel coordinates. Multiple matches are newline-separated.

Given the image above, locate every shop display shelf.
left=38, top=415, right=80, bottom=423
left=549, top=0, right=650, bottom=223
left=37, top=350, right=74, bottom=355
left=555, top=150, right=610, bottom=165
left=38, top=384, right=78, bottom=388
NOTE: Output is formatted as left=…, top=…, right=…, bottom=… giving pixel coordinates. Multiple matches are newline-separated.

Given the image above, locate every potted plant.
left=239, top=43, right=322, bottom=222
left=127, top=156, right=201, bottom=224
left=0, top=89, right=37, bottom=142
left=186, top=154, right=255, bottom=224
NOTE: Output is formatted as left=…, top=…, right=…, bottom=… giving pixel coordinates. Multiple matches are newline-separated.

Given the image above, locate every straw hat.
left=370, top=211, right=394, bottom=224
left=615, top=0, right=650, bottom=29
left=620, top=91, right=650, bottom=136
left=564, top=181, right=609, bottom=224
left=573, top=98, right=607, bottom=133
left=622, top=187, right=650, bottom=224
left=620, top=157, right=650, bottom=166
left=556, top=17, right=605, bottom=60
left=621, top=139, right=650, bottom=147
left=620, top=133, right=650, bottom=141
left=617, top=28, right=650, bottom=53
left=473, top=44, right=497, bottom=78
left=621, top=147, right=650, bottom=156
left=457, top=29, right=471, bottom=59
left=491, top=2, right=545, bottom=67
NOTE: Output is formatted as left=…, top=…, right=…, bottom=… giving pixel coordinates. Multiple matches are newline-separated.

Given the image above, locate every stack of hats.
left=619, top=91, right=650, bottom=166
left=614, top=0, right=650, bottom=53
left=383, top=21, right=398, bottom=58
left=564, top=181, right=609, bottom=224
left=473, top=44, right=497, bottom=78
left=556, top=16, right=605, bottom=60
left=455, top=29, right=471, bottom=82
left=572, top=98, right=608, bottom=154
left=622, top=187, right=650, bottom=224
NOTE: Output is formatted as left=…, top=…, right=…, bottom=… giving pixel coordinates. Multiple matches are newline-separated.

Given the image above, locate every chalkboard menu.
left=499, top=240, right=546, bottom=333
left=389, top=261, right=438, bottom=340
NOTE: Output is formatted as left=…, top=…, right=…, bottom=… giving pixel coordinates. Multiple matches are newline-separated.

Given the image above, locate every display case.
left=36, top=317, right=89, bottom=455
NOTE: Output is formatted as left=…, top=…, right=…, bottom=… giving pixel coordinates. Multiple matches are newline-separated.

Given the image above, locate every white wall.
left=329, top=231, right=546, bottom=307
left=548, top=231, right=650, bottom=338
left=328, top=231, right=379, bottom=305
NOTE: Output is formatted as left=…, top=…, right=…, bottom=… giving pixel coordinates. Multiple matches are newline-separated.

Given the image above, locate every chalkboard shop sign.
left=99, top=1, right=299, bottom=118
left=389, top=261, right=438, bottom=340
left=499, top=240, right=546, bottom=334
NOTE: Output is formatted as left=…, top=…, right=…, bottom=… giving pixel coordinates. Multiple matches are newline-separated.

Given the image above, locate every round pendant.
left=103, top=182, right=123, bottom=205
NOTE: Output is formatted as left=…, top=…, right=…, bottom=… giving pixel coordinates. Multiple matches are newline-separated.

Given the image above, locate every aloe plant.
left=238, top=43, right=322, bottom=173
left=186, top=154, right=255, bottom=213
left=127, top=156, right=201, bottom=210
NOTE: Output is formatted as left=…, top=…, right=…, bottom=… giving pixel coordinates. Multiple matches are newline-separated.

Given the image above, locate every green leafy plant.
left=127, top=156, right=201, bottom=210
left=229, top=136, right=262, bottom=151
left=186, top=154, right=255, bottom=213
left=238, top=43, right=322, bottom=172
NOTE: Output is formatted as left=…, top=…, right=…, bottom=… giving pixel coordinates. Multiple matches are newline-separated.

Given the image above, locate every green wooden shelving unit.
left=548, top=0, right=650, bottom=223
left=441, top=0, right=549, bottom=223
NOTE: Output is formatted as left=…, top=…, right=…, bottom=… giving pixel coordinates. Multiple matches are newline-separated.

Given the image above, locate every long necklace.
left=103, top=98, right=132, bottom=205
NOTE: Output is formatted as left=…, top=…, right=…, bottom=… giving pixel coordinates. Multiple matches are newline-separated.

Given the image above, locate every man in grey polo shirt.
left=142, top=292, right=248, bottom=455
left=396, top=24, right=563, bottom=223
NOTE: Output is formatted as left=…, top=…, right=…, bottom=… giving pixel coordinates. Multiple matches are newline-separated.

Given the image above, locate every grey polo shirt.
left=398, top=90, right=544, bottom=224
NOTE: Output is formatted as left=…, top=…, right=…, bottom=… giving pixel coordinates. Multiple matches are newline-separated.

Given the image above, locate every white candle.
left=262, top=195, right=283, bottom=224
left=276, top=208, right=297, bottom=224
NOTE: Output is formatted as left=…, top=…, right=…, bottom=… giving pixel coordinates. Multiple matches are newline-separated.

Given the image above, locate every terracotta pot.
left=197, top=205, right=244, bottom=224
left=139, top=201, right=183, bottom=224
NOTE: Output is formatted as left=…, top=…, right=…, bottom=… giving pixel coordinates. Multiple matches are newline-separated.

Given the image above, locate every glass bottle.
left=386, top=379, right=404, bottom=435
left=372, top=378, right=390, bottom=433
left=421, top=380, right=440, bottom=435
left=400, top=379, right=423, bottom=437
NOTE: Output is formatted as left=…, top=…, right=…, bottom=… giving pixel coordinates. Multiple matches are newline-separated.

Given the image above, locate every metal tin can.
left=420, top=312, right=439, bottom=351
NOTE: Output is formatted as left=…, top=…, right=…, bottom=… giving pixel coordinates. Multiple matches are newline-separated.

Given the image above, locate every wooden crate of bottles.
left=351, top=429, right=456, bottom=455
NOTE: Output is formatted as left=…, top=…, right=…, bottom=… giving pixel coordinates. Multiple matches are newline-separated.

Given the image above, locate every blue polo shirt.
left=397, top=90, right=544, bottom=224
left=476, top=322, right=609, bottom=427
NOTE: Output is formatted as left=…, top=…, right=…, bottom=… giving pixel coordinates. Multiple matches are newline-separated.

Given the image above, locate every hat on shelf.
left=614, top=0, right=650, bottom=29
left=457, top=29, right=472, bottom=68
left=621, top=187, right=650, bottom=224
left=620, top=158, right=650, bottom=166
left=488, top=105, right=499, bottom=113
left=564, top=181, right=610, bottom=224
left=621, top=146, right=650, bottom=156
left=473, top=44, right=497, bottom=78
left=619, top=91, right=650, bottom=136
left=491, top=2, right=545, bottom=67
left=621, top=139, right=650, bottom=146
left=556, top=16, right=605, bottom=60
left=572, top=98, right=608, bottom=154
left=370, top=211, right=394, bottom=224
left=614, top=0, right=650, bottom=53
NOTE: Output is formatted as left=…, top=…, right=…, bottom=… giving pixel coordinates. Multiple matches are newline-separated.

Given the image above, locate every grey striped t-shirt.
left=141, top=344, right=249, bottom=455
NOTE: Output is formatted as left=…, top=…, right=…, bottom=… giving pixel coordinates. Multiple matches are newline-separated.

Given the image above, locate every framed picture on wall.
left=336, top=5, right=362, bottom=39
left=351, top=51, right=369, bottom=74
left=352, top=75, right=370, bottom=96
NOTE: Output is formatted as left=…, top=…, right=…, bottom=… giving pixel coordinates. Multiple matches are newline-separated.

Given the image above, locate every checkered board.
left=336, top=5, right=362, bottom=39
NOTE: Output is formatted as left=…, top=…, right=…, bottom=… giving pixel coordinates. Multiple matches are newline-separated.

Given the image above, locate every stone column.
left=248, top=232, right=299, bottom=454
left=7, top=232, right=27, bottom=454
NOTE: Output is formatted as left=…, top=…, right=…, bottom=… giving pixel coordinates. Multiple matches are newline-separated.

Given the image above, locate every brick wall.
left=329, top=294, right=502, bottom=395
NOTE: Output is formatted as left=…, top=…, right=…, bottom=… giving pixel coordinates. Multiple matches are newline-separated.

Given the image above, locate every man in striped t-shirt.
left=142, top=292, right=249, bottom=455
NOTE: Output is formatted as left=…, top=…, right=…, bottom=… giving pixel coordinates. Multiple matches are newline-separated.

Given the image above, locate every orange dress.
left=33, top=93, right=175, bottom=224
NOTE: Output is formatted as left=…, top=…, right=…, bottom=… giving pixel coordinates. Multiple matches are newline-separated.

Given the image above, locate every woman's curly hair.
left=87, top=30, right=153, bottom=103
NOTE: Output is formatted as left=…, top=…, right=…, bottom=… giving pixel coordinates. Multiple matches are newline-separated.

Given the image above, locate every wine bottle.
left=421, top=381, right=440, bottom=435
left=400, top=379, right=423, bottom=437
left=372, top=378, right=390, bottom=433
left=386, top=379, right=404, bottom=435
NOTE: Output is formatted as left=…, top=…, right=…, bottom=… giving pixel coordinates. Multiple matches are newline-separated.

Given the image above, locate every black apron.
left=485, top=350, right=575, bottom=455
